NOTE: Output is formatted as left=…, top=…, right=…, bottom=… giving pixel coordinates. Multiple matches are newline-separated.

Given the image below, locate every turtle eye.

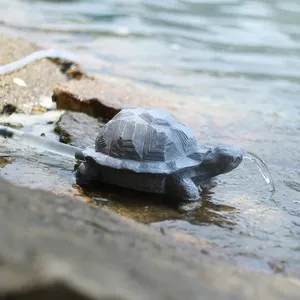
left=235, top=156, right=243, bottom=164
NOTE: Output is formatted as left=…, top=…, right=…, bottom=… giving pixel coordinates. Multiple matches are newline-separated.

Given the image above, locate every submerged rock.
left=0, top=177, right=299, bottom=300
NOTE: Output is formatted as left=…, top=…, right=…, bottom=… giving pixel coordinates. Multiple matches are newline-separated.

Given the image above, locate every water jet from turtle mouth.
left=243, top=151, right=275, bottom=192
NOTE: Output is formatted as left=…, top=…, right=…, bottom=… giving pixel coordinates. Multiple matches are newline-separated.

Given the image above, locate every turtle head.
left=201, top=145, right=244, bottom=177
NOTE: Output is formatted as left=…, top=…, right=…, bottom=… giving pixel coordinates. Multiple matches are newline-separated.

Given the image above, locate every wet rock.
left=0, top=177, right=299, bottom=300
left=0, top=156, right=11, bottom=168
left=1, top=103, right=20, bottom=115
left=0, top=34, right=74, bottom=114
left=55, top=111, right=103, bottom=148
left=161, top=229, right=212, bottom=249
left=0, top=110, right=83, bottom=199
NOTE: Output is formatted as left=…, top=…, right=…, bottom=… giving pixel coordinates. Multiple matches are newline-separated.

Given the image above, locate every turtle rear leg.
left=167, top=176, right=200, bottom=201
left=76, top=157, right=102, bottom=185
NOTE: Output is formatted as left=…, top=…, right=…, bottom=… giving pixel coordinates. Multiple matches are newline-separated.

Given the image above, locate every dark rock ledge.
left=0, top=178, right=299, bottom=300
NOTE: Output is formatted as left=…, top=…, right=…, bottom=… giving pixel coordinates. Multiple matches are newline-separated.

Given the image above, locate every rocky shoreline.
left=0, top=33, right=300, bottom=299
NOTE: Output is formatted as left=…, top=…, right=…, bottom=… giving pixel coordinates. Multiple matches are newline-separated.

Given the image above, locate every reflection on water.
left=0, top=0, right=300, bottom=275
left=80, top=183, right=237, bottom=226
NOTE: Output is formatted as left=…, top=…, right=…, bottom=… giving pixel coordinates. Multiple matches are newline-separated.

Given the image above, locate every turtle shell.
left=84, top=108, right=205, bottom=174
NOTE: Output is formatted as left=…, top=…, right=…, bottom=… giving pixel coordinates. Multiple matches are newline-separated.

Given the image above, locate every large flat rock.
left=0, top=177, right=299, bottom=300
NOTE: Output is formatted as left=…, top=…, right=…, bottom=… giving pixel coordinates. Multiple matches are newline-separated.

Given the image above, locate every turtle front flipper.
left=200, top=177, right=218, bottom=191
left=167, top=175, right=200, bottom=202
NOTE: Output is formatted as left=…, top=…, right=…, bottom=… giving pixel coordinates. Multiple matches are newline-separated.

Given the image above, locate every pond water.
left=0, top=0, right=300, bottom=275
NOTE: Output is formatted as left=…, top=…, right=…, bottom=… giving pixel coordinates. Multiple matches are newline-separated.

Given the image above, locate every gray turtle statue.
left=0, top=107, right=275, bottom=202
left=75, top=107, right=274, bottom=201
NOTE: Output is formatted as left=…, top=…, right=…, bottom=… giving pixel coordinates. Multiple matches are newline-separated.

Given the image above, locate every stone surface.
left=0, top=177, right=300, bottom=300
left=55, top=111, right=103, bottom=148
left=0, top=34, right=73, bottom=114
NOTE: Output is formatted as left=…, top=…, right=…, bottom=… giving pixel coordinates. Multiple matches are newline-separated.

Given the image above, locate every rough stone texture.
left=0, top=177, right=300, bottom=300
left=55, top=111, right=104, bottom=148
left=0, top=34, right=70, bottom=114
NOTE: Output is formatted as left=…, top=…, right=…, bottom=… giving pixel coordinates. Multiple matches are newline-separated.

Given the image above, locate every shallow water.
left=0, top=0, right=300, bottom=275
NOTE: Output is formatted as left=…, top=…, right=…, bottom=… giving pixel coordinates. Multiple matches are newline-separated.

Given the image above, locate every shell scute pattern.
left=132, top=122, right=148, bottom=159
left=91, top=108, right=203, bottom=174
